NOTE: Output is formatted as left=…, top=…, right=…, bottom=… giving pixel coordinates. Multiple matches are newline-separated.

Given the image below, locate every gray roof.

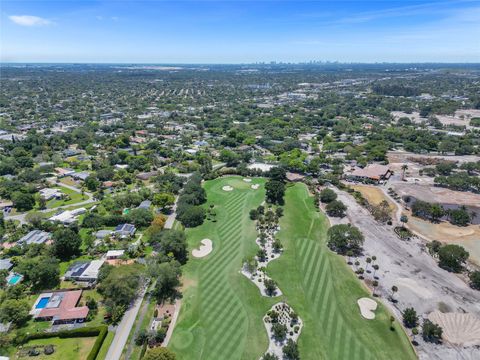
left=95, top=230, right=113, bottom=239
left=0, top=259, right=13, bottom=271
left=137, top=200, right=152, bottom=209
left=19, top=230, right=51, bottom=245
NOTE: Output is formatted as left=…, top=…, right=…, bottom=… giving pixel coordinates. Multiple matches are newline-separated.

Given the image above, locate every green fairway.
left=169, top=178, right=415, bottom=360
left=269, top=183, right=415, bottom=360
left=169, top=176, right=274, bottom=360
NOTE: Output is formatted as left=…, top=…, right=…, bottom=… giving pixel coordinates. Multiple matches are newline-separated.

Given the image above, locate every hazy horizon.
left=2, top=0, right=480, bottom=63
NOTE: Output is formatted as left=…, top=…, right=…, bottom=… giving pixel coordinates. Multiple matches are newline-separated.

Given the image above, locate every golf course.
left=169, top=177, right=416, bottom=360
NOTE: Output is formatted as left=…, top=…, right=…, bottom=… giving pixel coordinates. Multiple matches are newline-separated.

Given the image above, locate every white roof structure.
left=49, top=208, right=86, bottom=224
left=106, top=250, right=125, bottom=258
left=39, top=188, right=62, bottom=200
left=81, top=260, right=105, bottom=280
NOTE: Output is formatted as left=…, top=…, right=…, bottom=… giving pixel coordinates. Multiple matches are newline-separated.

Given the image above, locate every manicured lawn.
left=169, top=176, right=272, bottom=360
left=46, top=186, right=86, bottom=209
left=15, top=336, right=96, bottom=360
left=169, top=178, right=415, bottom=360
left=268, top=183, right=415, bottom=360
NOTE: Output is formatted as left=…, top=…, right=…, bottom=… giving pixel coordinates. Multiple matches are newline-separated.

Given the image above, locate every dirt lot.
left=392, top=182, right=480, bottom=207
left=391, top=109, right=480, bottom=129
left=388, top=150, right=479, bottom=166
left=351, top=184, right=396, bottom=215
left=407, top=216, right=480, bottom=266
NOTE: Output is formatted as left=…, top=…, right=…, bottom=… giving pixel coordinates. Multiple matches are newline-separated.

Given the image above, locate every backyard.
left=14, top=336, right=96, bottom=360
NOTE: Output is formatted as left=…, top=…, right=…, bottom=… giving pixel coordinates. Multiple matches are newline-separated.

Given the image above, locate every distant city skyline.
left=1, top=1, right=479, bottom=63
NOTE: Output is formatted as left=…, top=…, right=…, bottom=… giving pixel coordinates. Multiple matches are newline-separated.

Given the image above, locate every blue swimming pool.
left=36, top=297, right=50, bottom=309
left=8, top=274, right=22, bottom=285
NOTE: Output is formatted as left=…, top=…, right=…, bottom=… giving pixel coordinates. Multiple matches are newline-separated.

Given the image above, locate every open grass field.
left=15, top=336, right=96, bottom=360
left=169, top=177, right=415, bottom=360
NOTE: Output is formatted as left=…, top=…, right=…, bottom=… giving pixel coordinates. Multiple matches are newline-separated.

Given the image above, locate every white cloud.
left=9, top=15, right=52, bottom=27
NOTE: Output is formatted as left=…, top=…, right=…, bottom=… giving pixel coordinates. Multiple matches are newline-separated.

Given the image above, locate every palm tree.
left=391, top=285, right=398, bottom=302
left=400, top=215, right=408, bottom=228
left=372, top=280, right=379, bottom=296
left=346, top=250, right=354, bottom=265
left=372, top=264, right=379, bottom=279
left=401, top=164, right=408, bottom=181
left=365, top=257, right=372, bottom=272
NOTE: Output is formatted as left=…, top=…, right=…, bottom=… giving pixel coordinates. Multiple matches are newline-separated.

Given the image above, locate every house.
left=347, top=164, right=392, bottom=183
left=0, top=200, right=13, bottom=211
left=137, top=200, right=151, bottom=209
left=30, top=290, right=89, bottom=324
left=0, top=259, right=13, bottom=271
left=136, top=171, right=160, bottom=181
left=64, top=260, right=105, bottom=282
left=286, top=172, right=305, bottom=182
left=95, top=229, right=113, bottom=240
left=106, top=250, right=125, bottom=259
left=115, top=164, right=129, bottom=170
left=49, top=208, right=86, bottom=225
left=71, top=172, right=90, bottom=181
left=114, top=223, right=136, bottom=238
left=55, top=167, right=75, bottom=177
left=18, top=230, right=51, bottom=245
left=39, top=188, right=63, bottom=200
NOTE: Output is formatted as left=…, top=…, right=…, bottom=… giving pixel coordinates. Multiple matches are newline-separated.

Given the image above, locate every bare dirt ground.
left=407, top=216, right=480, bottom=266
left=351, top=184, right=396, bottom=215
left=392, top=182, right=480, bottom=207
left=388, top=150, right=479, bottom=165
left=391, top=109, right=480, bottom=129
left=328, top=187, right=480, bottom=360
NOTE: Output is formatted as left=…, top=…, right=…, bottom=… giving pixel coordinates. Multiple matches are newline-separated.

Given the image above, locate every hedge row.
left=87, top=326, right=108, bottom=360
left=22, top=326, right=108, bottom=360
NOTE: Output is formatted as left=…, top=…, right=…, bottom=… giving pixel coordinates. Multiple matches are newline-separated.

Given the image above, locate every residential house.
left=64, top=260, right=105, bottom=283
left=30, top=290, right=89, bottom=325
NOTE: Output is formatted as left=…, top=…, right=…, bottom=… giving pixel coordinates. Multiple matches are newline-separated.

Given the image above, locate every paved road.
left=164, top=197, right=178, bottom=230
left=105, top=285, right=148, bottom=360
left=5, top=184, right=94, bottom=225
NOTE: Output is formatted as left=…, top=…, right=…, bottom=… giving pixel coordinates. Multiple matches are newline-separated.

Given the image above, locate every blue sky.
left=1, top=1, right=479, bottom=63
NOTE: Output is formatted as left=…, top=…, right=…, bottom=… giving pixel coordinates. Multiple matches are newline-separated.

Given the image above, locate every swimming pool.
left=8, top=274, right=22, bottom=285
left=36, top=297, right=50, bottom=309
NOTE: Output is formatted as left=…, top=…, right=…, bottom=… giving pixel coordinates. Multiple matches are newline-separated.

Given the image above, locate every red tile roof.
left=38, top=290, right=89, bottom=321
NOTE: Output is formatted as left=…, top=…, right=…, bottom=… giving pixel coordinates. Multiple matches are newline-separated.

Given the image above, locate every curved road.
left=4, top=184, right=95, bottom=225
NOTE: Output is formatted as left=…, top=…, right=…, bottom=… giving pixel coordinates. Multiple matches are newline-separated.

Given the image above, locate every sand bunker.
left=192, top=239, right=213, bottom=258
left=222, top=185, right=234, bottom=192
left=357, top=298, right=377, bottom=320
left=428, top=311, right=480, bottom=346
left=251, top=184, right=260, bottom=190
left=243, top=178, right=252, bottom=182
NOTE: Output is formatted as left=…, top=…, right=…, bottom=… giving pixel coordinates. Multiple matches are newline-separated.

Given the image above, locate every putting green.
left=169, top=178, right=415, bottom=360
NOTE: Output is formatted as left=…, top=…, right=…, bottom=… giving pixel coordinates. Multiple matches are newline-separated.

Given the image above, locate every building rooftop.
left=350, top=164, right=391, bottom=180
left=32, top=290, right=89, bottom=322
left=0, top=259, right=13, bottom=271
left=19, top=230, right=51, bottom=245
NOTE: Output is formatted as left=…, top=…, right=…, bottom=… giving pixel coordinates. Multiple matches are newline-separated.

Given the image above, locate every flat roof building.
left=64, top=260, right=105, bottom=282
